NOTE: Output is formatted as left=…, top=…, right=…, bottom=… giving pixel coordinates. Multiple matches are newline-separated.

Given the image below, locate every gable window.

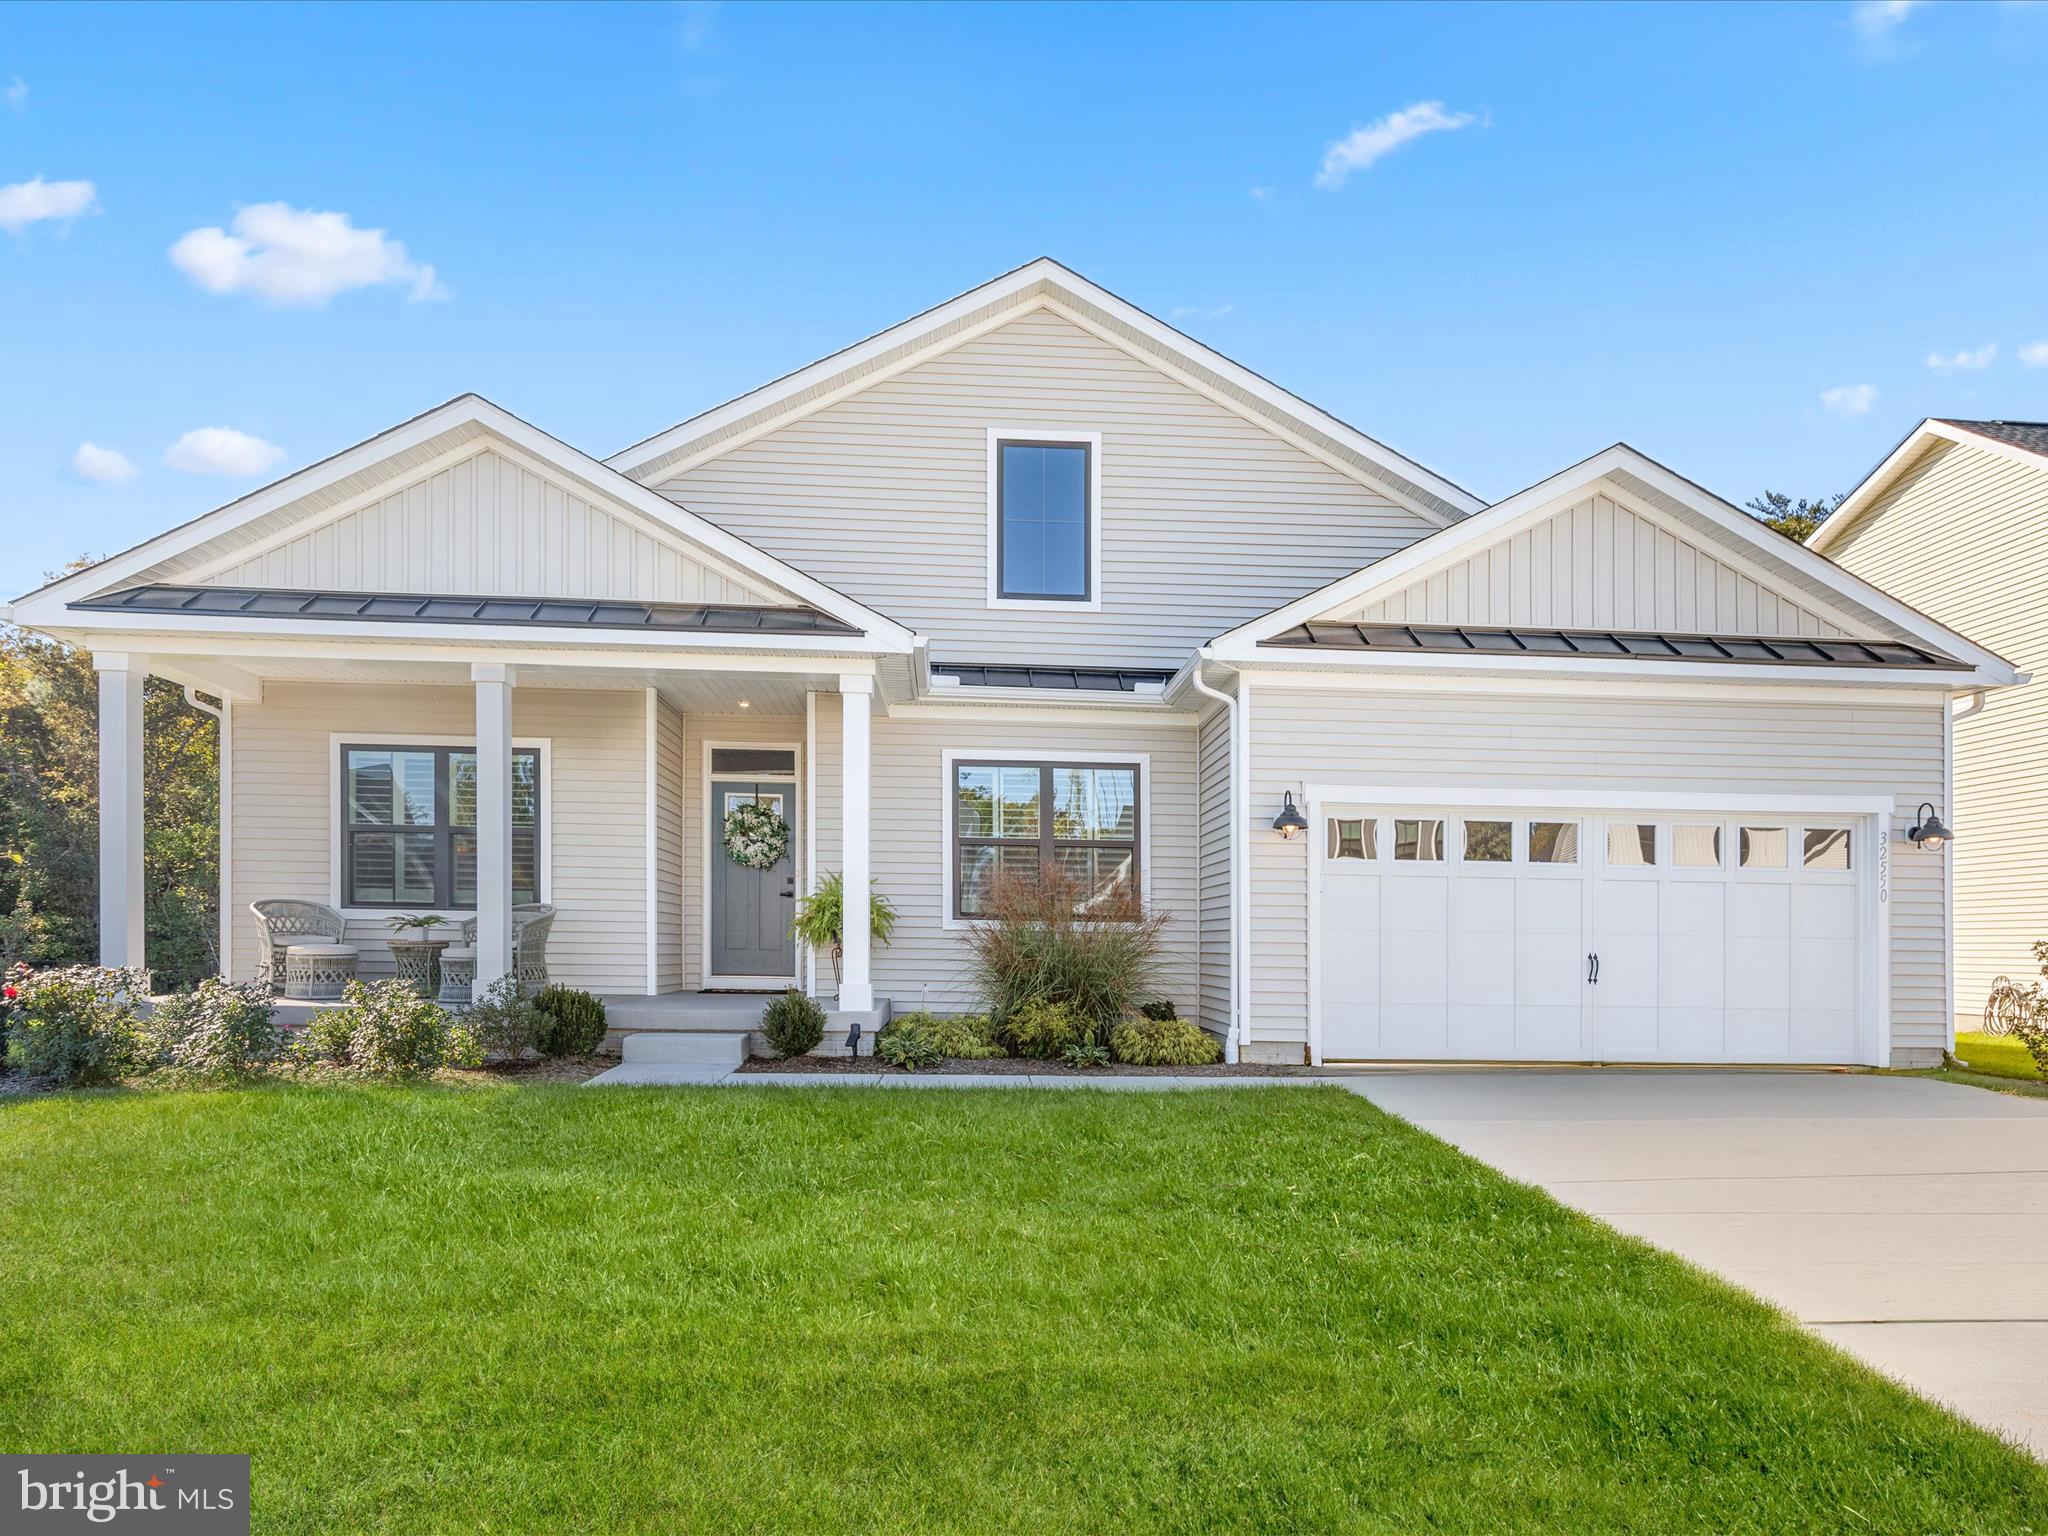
left=341, top=744, right=540, bottom=909
left=988, top=431, right=1099, bottom=607
left=953, top=759, right=1138, bottom=918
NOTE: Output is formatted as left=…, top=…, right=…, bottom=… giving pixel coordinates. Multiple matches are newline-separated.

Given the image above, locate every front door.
left=710, top=779, right=798, bottom=980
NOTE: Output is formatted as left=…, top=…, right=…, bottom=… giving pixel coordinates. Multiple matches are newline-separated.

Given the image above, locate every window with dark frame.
left=954, top=760, right=1138, bottom=918
left=341, top=744, right=540, bottom=909
left=996, top=439, right=1091, bottom=601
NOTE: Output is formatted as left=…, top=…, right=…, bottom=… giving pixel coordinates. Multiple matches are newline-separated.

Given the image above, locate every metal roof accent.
left=931, top=663, right=1173, bottom=692
left=1936, top=419, right=2048, bottom=460
left=71, top=584, right=864, bottom=636
left=1264, top=621, right=1967, bottom=671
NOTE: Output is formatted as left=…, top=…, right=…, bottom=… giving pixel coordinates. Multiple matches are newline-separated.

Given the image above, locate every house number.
left=1877, top=835, right=1889, bottom=904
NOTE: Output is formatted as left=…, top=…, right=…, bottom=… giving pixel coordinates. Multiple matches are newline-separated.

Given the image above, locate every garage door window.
left=1327, top=817, right=1374, bottom=860
left=1607, top=823, right=1656, bottom=866
left=1393, top=818, right=1443, bottom=861
left=1528, top=821, right=1580, bottom=864
left=1739, top=827, right=1788, bottom=868
left=1674, top=824, right=1722, bottom=867
left=1804, top=828, right=1852, bottom=870
left=1463, top=820, right=1512, bottom=862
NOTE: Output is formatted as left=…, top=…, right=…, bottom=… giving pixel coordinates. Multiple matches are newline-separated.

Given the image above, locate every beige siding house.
left=5, top=262, right=2017, bottom=1066
left=1811, top=419, right=2048, bottom=1033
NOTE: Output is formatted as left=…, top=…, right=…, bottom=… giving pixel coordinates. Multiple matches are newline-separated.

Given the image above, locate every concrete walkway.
left=1348, top=1069, right=2048, bottom=1459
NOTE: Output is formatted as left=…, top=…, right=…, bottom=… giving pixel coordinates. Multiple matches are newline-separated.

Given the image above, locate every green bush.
left=296, top=1007, right=356, bottom=1066
left=876, top=1023, right=943, bottom=1071
left=463, top=976, right=546, bottom=1059
left=1138, top=1000, right=1180, bottom=1022
left=145, top=978, right=284, bottom=1079
left=1059, top=1040, right=1111, bottom=1069
left=317, top=980, right=480, bottom=1077
left=882, top=1011, right=1001, bottom=1060
left=534, top=986, right=608, bottom=1057
left=4, top=965, right=150, bottom=1085
left=1110, top=1015, right=1222, bottom=1067
left=961, top=862, right=1167, bottom=1035
left=1004, top=998, right=1089, bottom=1061
left=761, top=989, right=826, bottom=1058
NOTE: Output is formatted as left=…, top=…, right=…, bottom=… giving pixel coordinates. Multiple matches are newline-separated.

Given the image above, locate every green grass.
left=4, top=1084, right=2046, bottom=1534
left=1954, top=1030, right=2045, bottom=1082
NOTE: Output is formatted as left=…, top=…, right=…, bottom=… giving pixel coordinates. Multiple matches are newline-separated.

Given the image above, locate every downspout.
left=1188, top=653, right=1241, bottom=1064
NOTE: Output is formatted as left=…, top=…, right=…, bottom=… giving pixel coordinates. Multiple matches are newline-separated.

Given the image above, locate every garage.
left=1313, top=801, right=1882, bottom=1065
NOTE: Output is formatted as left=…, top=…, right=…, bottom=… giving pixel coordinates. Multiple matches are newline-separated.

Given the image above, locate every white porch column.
left=838, top=674, right=874, bottom=1012
left=473, top=663, right=516, bottom=988
left=94, top=652, right=148, bottom=971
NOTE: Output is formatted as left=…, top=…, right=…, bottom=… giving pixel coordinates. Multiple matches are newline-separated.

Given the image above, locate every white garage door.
left=1316, top=808, right=1872, bottom=1065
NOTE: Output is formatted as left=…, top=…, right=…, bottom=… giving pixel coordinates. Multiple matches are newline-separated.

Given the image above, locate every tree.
left=1744, top=491, right=1845, bottom=544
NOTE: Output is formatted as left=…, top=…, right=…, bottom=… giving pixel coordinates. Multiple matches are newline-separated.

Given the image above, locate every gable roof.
left=604, top=257, right=1483, bottom=526
left=7, top=395, right=918, bottom=650
left=1208, top=442, right=2021, bottom=685
left=1810, top=417, right=2048, bottom=556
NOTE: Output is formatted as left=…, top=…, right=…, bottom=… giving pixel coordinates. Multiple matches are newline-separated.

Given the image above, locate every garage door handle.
left=1587, top=953, right=1600, bottom=986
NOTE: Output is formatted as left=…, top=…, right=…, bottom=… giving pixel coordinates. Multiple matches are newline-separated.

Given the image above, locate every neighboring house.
left=1810, top=419, right=2048, bottom=1035
left=2, top=261, right=2018, bottom=1066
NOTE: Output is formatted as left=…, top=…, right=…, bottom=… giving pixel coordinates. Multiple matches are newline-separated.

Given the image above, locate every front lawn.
left=1953, top=1029, right=2044, bottom=1082
left=3, top=1085, right=2045, bottom=1533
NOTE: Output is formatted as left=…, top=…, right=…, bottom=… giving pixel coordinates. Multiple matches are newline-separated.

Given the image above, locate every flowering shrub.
left=303, top=980, right=481, bottom=1077
left=463, top=975, right=546, bottom=1059
left=145, top=978, right=286, bottom=1080
left=4, top=965, right=151, bottom=1085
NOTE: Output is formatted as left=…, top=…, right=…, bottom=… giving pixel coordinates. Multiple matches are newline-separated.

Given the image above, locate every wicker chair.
left=248, top=900, right=356, bottom=996
left=445, top=903, right=555, bottom=1001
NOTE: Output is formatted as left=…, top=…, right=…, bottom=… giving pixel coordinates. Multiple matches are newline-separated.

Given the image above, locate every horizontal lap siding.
left=1827, top=440, right=2048, bottom=1030
left=229, top=683, right=647, bottom=993
left=655, top=698, right=686, bottom=993
left=1247, top=686, right=1948, bottom=1059
left=657, top=309, right=1439, bottom=669
left=1196, top=703, right=1233, bottom=1035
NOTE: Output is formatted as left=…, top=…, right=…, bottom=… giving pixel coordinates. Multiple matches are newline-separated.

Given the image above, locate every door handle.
left=1587, top=953, right=1599, bottom=985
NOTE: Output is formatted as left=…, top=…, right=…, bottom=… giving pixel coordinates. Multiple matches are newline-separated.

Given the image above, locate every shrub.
left=145, top=978, right=284, bottom=1079
left=4, top=965, right=150, bottom=1085
left=1111, top=1015, right=1223, bottom=1068
left=297, top=1006, right=356, bottom=1066
left=463, top=976, right=546, bottom=1060
left=877, top=1023, right=944, bottom=1071
left=1059, top=1040, right=1111, bottom=1069
left=1138, top=999, right=1181, bottom=1023
left=1004, top=998, right=1089, bottom=1061
left=534, top=986, right=608, bottom=1057
left=323, top=980, right=480, bottom=1077
left=761, top=988, right=826, bottom=1058
left=961, top=863, right=1168, bottom=1037
left=788, top=872, right=899, bottom=987
left=882, top=1011, right=1001, bottom=1061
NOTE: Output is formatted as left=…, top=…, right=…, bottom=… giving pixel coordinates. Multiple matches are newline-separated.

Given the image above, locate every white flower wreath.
left=722, top=801, right=791, bottom=870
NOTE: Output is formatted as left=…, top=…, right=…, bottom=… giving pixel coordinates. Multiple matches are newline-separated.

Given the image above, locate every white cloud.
left=1316, top=101, right=1478, bottom=189
left=4, top=77, right=26, bottom=114
left=1927, top=342, right=1997, bottom=371
left=71, top=442, right=137, bottom=484
left=165, top=427, right=285, bottom=477
left=169, top=202, right=448, bottom=307
left=0, top=176, right=98, bottom=235
left=1820, top=383, right=1878, bottom=418
left=1249, top=186, right=1275, bottom=202
left=2020, top=340, right=2048, bottom=369
left=1853, top=0, right=1921, bottom=52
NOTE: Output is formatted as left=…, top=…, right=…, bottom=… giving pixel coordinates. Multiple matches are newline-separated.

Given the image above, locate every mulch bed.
left=737, top=1054, right=1314, bottom=1077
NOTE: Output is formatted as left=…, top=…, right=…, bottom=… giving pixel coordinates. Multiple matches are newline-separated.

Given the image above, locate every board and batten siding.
left=1825, top=437, right=2048, bottom=1030
left=654, top=308, right=1442, bottom=669
left=228, top=683, right=649, bottom=993
left=1196, top=701, right=1233, bottom=1037
left=1246, top=685, right=1950, bottom=1063
left=199, top=446, right=780, bottom=605
left=805, top=706, right=1199, bottom=1014
left=1335, top=492, right=1849, bottom=636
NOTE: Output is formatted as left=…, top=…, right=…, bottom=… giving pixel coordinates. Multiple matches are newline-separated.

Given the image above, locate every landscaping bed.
left=739, top=1052, right=1313, bottom=1076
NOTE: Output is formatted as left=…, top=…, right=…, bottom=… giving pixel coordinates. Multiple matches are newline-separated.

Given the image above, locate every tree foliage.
left=1, top=561, right=221, bottom=990
left=1744, top=491, right=1845, bottom=544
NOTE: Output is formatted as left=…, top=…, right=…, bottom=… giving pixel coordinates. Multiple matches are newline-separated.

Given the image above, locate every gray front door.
left=710, top=779, right=797, bottom=978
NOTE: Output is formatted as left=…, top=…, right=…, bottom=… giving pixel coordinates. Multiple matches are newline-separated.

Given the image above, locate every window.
left=992, top=436, right=1093, bottom=603
left=1673, top=824, right=1722, bottom=868
left=1803, top=828, right=1853, bottom=870
left=342, top=744, right=539, bottom=909
left=1607, top=823, right=1657, bottom=866
left=1463, top=820, right=1512, bottom=862
left=1739, top=827, right=1788, bottom=868
left=1327, top=818, right=1375, bottom=860
left=1393, top=818, right=1444, bottom=861
left=954, top=760, right=1136, bottom=917
left=1528, top=821, right=1580, bottom=864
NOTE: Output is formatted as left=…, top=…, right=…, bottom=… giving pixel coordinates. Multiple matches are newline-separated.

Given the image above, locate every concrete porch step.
left=622, top=1030, right=749, bottom=1068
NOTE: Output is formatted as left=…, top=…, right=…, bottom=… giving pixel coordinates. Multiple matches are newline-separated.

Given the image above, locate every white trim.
left=325, top=731, right=552, bottom=918
left=1304, top=784, right=1895, bottom=817
left=985, top=427, right=1104, bottom=612
left=700, top=737, right=802, bottom=988
left=1239, top=645, right=1985, bottom=689
left=1812, top=418, right=2048, bottom=555
left=644, top=688, right=659, bottom=997
left=1236, top=679, right=1253, bottom=1054
left=938, top=748, right=1153, bottom=933
left=1232, top=660, right=1965, bottom=705
left=803, top=690, right=818, bottom=1000
left=219, top=698, right=233, bottom=981
left=1186, top=664, right=1239, bottom=1062
left=1944, top=688, right=1956, bottom=1049
left=888, top=699, right=1194, bottom=724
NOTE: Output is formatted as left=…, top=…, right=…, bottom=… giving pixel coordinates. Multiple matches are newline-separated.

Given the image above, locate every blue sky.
left=4, top=0, right=2046, bottom=595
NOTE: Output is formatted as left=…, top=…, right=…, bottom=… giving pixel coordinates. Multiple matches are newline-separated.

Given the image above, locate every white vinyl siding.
left=229, top=683, right=647, bottom=993
left=1826, top=437, right=2048, bottom=1031
left=1335, top=491, right=1849, bottom=635
left=1248, top=685, right=1949, bottom=1063
left=1196, top=702, right=1233, bottom=1036
left=655, top=697, right=687, bottom=993
left=197, top=446, right=782, bottom=605
left=656, top=308, right=1441, bottom=668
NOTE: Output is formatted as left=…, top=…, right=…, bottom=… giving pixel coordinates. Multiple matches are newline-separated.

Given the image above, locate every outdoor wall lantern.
left=1272, top=791, right=1309, bottom=840
left=1907, top=802, right=1952, bottom=850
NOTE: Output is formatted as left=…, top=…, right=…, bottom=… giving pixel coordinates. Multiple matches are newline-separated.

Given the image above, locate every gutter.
left=1187, top=649, right=1243, bottom=1064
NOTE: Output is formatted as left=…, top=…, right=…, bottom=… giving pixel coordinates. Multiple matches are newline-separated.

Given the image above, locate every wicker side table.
left=437, top=946, right=477, bottom=1007
left=387, top=937, right=449, bottom=999
left=283, top=943, right=359, bottom=1001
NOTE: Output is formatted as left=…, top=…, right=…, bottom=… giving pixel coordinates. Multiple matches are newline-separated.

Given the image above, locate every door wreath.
left=723, top=801, right=791, bottom=869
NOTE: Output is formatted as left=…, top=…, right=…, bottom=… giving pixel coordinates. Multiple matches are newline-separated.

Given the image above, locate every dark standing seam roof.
left=1936, top=420, right=2048, bottom=459
left=1265, top=622, right=1967, bottom=671
left=70, top=584, right=864, bottom=636
left=932, top=663, right=1173, bottom=692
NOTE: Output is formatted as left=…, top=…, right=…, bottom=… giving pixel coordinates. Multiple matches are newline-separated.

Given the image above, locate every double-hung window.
left=341, top=744, right=540, bottom=909
left=990, top=433, right=1096, bottom=604
left=953, top=760, right=1138, bottom=918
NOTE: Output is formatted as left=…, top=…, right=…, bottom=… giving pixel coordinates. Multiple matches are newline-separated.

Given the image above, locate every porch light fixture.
left=1908, top=802, right=1951, bottom=850
left=737, top=699, right=751, bottom=709
left=1272, top=791, right=1309, bottom=840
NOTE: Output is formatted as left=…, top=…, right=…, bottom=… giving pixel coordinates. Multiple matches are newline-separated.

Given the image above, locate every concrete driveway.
left=1347, top=1069, right=2048, bottom=1458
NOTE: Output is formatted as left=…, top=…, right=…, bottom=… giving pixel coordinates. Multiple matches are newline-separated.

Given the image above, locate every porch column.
left=838, top=674, right=874, bottom=1012
left=94, top=652, right=148, bottom=971
left=473, top=663, right=516, bottom=988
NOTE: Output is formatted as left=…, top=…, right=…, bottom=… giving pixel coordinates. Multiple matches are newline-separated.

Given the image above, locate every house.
left=1809, top=420, right=2048, bottom=1035
left=2, top=260, right=2019, bottom=1066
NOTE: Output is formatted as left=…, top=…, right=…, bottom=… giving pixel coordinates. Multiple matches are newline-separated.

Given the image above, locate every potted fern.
left=789, top=871, right=897, bottom=989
